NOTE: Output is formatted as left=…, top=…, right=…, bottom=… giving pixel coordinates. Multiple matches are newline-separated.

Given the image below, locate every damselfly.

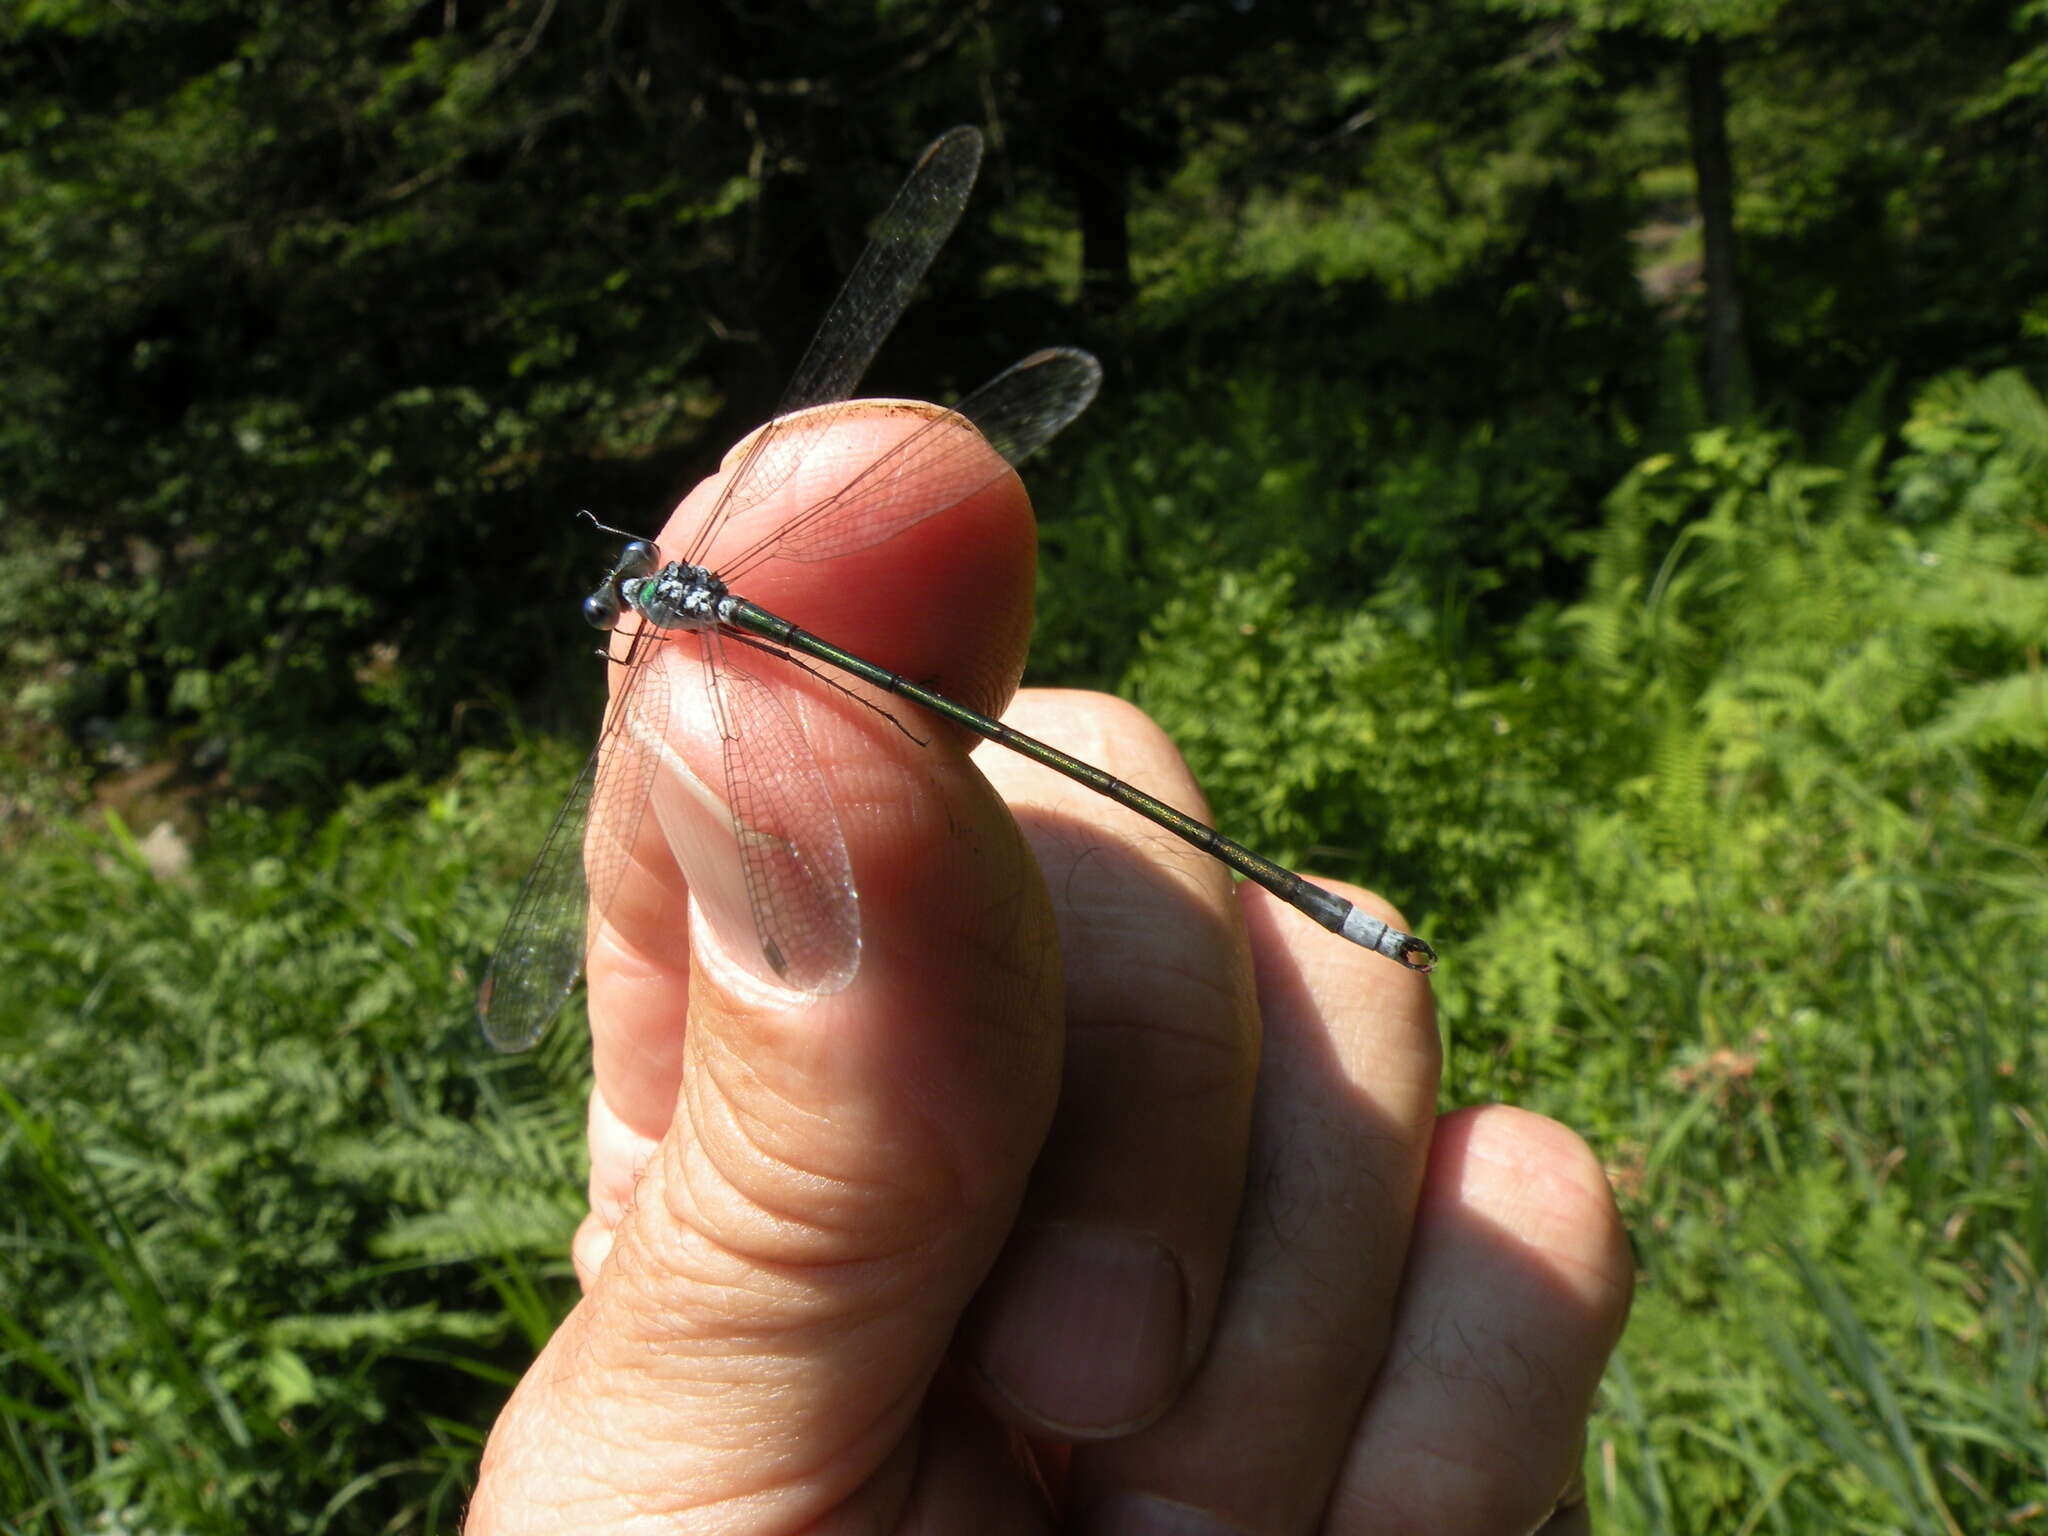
left=478, top=126, right=1434, bottom=1052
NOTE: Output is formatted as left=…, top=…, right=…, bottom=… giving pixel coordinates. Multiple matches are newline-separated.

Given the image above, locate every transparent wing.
left=682, top=127, right=984, bottom=569
left=477, top=629, right=667, bottom=1052
left=705, top=635, right=861, bottom=992
left=718, top=348, right=1103, bottom=582
left=586, top=627, right=670, bottom=948
left=778, top=126, right=983, bottom=417
left=476, top=742, right=598, bottom=1052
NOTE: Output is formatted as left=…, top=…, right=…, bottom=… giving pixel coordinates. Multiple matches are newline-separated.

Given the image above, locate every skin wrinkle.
left=620, top=1154, right=885, bottom=1342
left=562, top=1307, right=931, bottom=1525
left=1549, top=1247, right=1637, bottom=1316
left=619, top=1088, right=994, bottom=1379
left=632, top=1176, right=954, bottom=1350
left=1054, top=894, right=1253, bottom=996
left=687, top=1029, right=868, bottom=1211
left=1463, top=1145, right=1634, bottom=1322
left=1060, top=1007, right=1250, bottom=1080
left=1252, top=1109, right=1408, bottom=1223
left=945, top=881, right=1054, bottom=996
left=679, top=1041, right=987, bottom=1259
left=1084, top=824, right=1234, bottom=891
left=577, top=1300, right=951, bottom=1483
left=638, top=925, right=1056, bottom=1368
left=707, top=1013, right=964, bottom=1209
left=513, top=1363, right=744, bottom=1523
left=605, top=1465, right=824, bottom=1536
left=1332, top=1444, right=1553, bottom=1536
left=666, top=874, right=1054, bottom=1239
left=1403, top=1434, right=1566, bottom=1533
left=814, top=1423, right=927, bottom=1536
left=1060, top=919, right=1243, bottom=996
left=698, top=1043, right=914, bottom=1216
left=1485, top=1194, right=1634, bottom=1300
left=1030, top=849, right=1249, bottom=991
left=1394, top=1284, right=1588, bottom=1410
left=692, top=1369, right=933, bottom=1530
left=1365, top=1338, right=1578, bottom=1524
left=1001, top=766, right=1249, bottom=951
left=1065, top=985, right=1245, bottom=1066
left=587, top=1355, right=939, bottom=1529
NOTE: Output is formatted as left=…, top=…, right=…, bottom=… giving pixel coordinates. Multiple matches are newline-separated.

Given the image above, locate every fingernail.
left=965, top=1225, right=1188, bottom=1435
left=633, top=647, right=787, bottom=989
left=643, top=735, right=777, bottom=987
left=1082, top=1494, right=1247, bottom=1536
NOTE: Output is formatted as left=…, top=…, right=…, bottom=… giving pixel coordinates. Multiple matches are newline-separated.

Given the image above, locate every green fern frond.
left=1923, top=672, right=2048, bottom=753
left=1647, top=712, right=1712, bottom=856
left=1965, top=368, right=2048, bottom=471
left=263, top=1307, right=504, bottom=1351
left=374, top=1196, right=586, bottom=1264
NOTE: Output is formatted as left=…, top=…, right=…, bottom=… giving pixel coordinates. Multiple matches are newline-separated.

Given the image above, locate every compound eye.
left=582, top=590, right=620, bottom=631
left=619, top=540, right=659, bottom=576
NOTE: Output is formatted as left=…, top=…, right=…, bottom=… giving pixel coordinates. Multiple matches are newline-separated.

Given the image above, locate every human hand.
left=466, top=401, right=1632, bottom=1534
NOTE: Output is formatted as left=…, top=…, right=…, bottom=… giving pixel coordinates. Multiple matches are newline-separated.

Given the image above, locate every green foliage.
left=0, top=0, right=1046, bottom=794
left=1029, top=365, right=1629, bottom=925
left=10, top=0, right=2045, bottom=802
left=1035, top=364, right=1628, bottom=659
left=1444, top=372, right=2048, bottom=1530
left=0, top=748, right=591, bottom=1533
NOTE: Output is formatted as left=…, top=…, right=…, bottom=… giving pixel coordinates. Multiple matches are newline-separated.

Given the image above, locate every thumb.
left=468, top=402, right=1065, bottom=1533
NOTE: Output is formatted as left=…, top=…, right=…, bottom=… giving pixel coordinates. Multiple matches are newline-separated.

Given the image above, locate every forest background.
left=2, top=1, right=2044, bottom=1531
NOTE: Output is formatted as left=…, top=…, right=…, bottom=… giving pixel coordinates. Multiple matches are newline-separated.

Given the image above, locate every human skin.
left=466, top=401, right=1633, bottom=1534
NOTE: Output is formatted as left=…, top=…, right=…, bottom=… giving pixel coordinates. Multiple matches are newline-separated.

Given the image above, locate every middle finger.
left=960, top=687, right=1265, bottom=1439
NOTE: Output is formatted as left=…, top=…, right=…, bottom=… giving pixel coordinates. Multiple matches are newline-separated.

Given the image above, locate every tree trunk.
left=1685, top=36, right=1750, bottom=420
left=1054, top=0, right=1134, bottom=314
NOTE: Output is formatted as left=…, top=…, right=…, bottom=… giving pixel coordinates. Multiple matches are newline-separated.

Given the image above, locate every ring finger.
left=1058, top=876, right=1631, bottom=1533
left=1062, top=877, right=1443, bottom=1532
